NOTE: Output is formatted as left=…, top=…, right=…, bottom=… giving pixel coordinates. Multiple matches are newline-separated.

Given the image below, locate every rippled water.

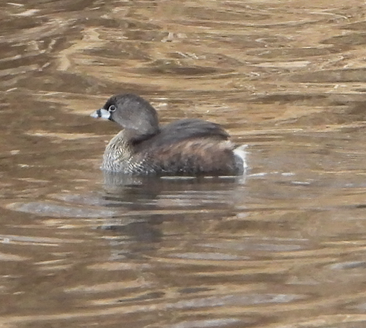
left=2, top=0, right=366, bottom=327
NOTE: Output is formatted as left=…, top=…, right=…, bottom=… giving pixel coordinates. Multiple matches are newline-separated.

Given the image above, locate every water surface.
left=1, top=1, right=366, bottom=327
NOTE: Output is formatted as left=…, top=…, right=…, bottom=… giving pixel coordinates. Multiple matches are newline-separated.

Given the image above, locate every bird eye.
left=108, top=105, right=116, bottom=112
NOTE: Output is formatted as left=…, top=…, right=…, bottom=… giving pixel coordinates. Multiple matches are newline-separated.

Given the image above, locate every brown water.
left=1, top=0, right=366, bottom=327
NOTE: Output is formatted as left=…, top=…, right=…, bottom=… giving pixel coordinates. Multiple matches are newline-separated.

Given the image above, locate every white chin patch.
left=99, top=108, right=111, bottom=119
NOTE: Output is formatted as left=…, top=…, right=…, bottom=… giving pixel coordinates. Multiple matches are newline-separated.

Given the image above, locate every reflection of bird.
left=91, top=94, right=247, bottom=175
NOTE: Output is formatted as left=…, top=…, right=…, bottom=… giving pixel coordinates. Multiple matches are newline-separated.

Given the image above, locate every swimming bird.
left=91, top=94, right=246, bottom=175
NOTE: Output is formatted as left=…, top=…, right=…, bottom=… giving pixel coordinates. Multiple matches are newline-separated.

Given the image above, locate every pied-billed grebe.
left=91, top=94, right=247, bottom=175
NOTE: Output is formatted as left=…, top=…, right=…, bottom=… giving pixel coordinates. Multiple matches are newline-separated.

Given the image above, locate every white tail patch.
left=233, top=144, right=248, bottom=171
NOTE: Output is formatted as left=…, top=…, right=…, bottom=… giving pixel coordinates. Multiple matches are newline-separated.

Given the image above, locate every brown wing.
left=132, top=118, right=237, bottom=175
